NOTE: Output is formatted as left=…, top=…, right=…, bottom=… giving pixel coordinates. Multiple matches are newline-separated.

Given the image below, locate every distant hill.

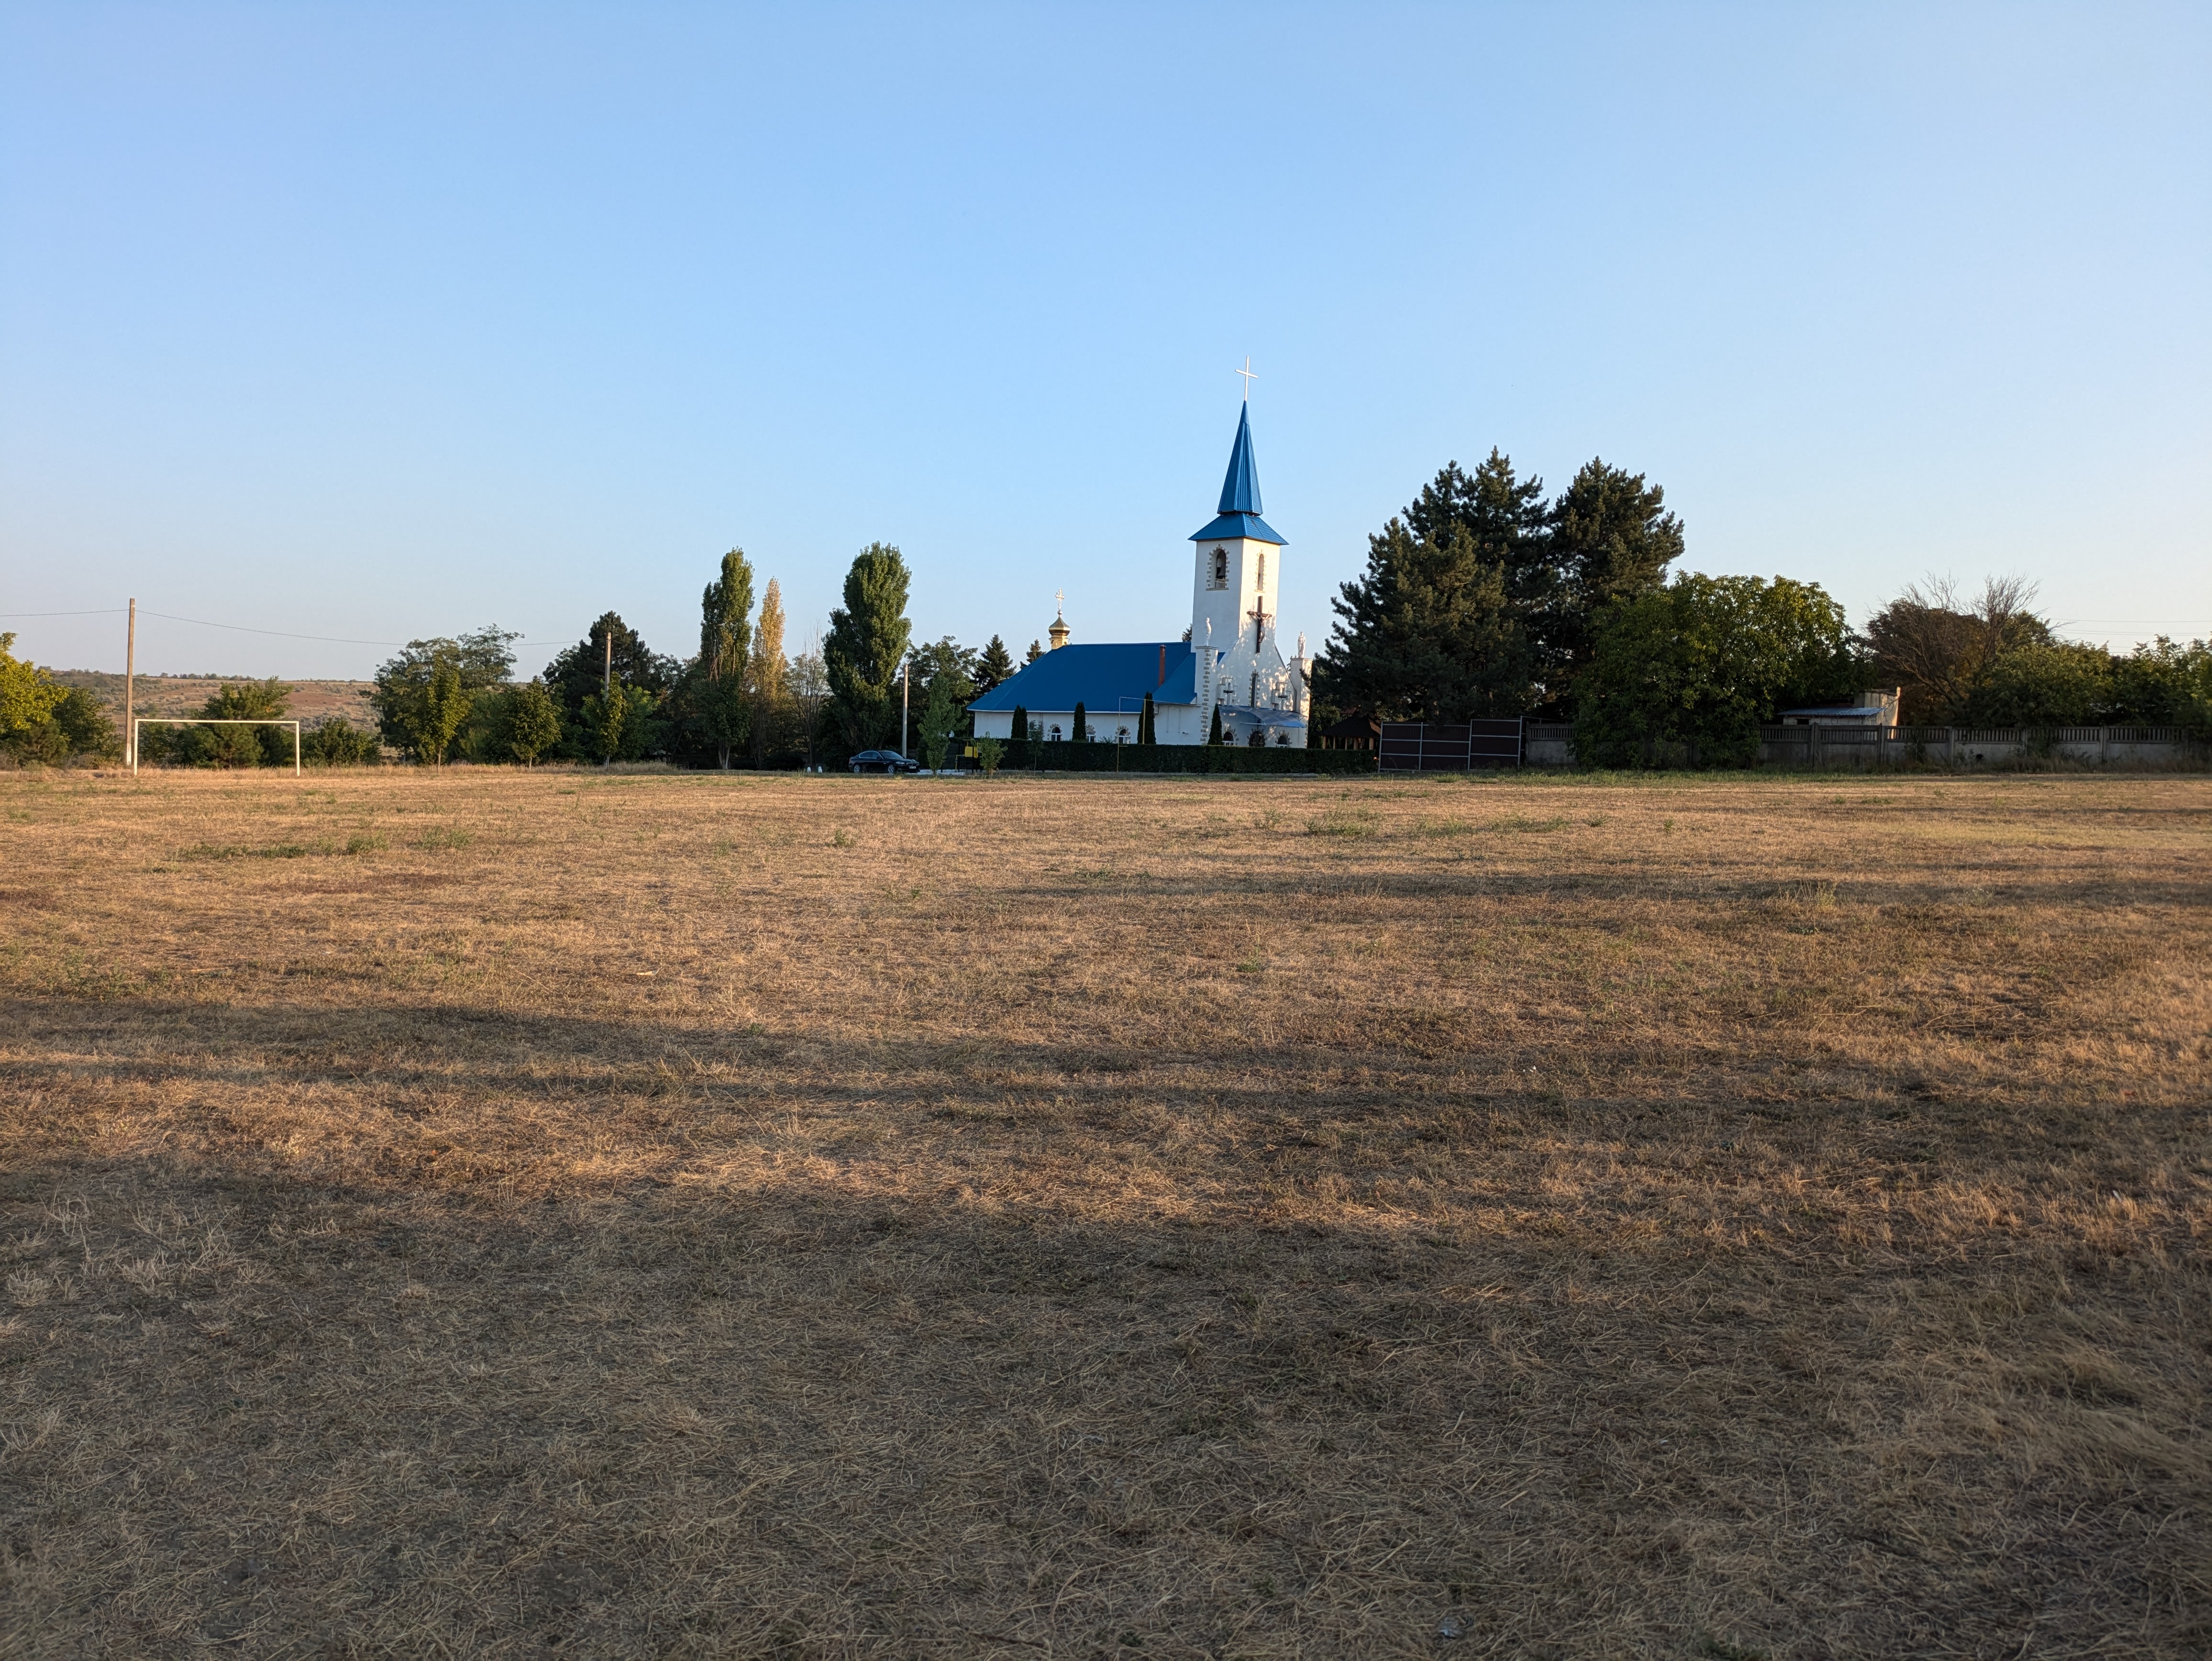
left=49, top=672, right=378, bottom=729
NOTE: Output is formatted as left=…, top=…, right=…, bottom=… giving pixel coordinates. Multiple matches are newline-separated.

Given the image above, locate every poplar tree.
left=824, top=543, right=912, bottom=755
left=1072, top=701, right=1087, bottom=743
left=697, top=548, right=754, bottom=768
left=746, top=577, right=788, bottom=764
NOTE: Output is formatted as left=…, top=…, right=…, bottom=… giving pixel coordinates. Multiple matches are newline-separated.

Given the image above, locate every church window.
left=1209, top=548, right=1228, bottom=589
left=1257, top=552, right=1266, bottom=588
left=1048, top=723, right=1062, bottom=741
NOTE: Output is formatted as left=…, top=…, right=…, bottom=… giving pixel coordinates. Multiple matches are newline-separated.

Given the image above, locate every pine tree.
left=1546, top=460, right=1683, bottom=689
left=1025, top=639, right=1044, bottom=664
left=975, top=635, right=1015, bottom=697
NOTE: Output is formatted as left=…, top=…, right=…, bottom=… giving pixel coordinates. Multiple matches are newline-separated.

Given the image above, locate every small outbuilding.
left=1778, top=688, right=1902, bottom=727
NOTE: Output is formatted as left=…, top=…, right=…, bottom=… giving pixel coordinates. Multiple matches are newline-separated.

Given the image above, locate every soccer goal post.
left=132, top=718, right=301, bottom=777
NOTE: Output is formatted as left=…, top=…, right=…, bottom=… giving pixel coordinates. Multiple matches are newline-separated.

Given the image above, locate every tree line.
left=364, top=544, right=1019, bottom=771
left=1315, top=453, right=2211, bottom=765
left=5, top=475, right=2205, bottom=770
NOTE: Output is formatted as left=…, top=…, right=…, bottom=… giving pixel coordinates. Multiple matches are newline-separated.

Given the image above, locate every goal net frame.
left=132, top=718, right=301, bottom=777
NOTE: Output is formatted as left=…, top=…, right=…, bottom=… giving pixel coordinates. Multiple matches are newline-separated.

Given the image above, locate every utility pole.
left=603, top=631, right=612, bottom=693
left=123, top=598, right=136, bottom=771
left=900, top=657, right=910, bottom=760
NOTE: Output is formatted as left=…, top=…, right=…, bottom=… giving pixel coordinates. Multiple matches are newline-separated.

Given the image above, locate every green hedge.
left=999, top=741, right=1375, bottom=775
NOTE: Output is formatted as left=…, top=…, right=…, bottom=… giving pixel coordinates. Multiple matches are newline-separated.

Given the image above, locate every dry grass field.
left=0, top=768, right=2205, bottom=1660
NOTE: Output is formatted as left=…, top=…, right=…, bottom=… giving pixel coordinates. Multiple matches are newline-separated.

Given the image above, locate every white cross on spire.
left=1236, top=357, right=1257, bottom=400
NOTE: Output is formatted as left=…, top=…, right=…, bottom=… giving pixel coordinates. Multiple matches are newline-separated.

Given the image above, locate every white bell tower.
left=1188, top=400, right=1292, bottom=724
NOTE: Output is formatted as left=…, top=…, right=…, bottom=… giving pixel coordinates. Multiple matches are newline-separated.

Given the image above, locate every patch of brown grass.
left=1, top=770, right=2206, bottom=1657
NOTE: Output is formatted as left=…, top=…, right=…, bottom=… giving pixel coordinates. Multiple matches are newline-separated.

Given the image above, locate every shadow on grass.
left=3, top=1142, right=2204, bottom=1661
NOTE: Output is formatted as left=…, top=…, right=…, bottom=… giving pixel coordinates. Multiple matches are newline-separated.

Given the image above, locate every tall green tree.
left=692, top=548, right=755, bottom=768
left=746, top=578, right=789, bottom=764
left=541, top=613, right=677, bottom=751
left=823, top=543, right=912, bottom=756
left=1545, top=459, right=1684, bottom=690
left=1319, top=517, right=1535, bottom=722
left=373, top=628, right=518, bottom=762
left=1405, top=451, right=1555, bottom=603
left=1574, top=574, right=1860, bottom=767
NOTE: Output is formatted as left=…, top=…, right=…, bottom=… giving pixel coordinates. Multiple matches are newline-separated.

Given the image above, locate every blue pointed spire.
left=1217, top=402, right=1262, bottom=516
left=1190, top=401, right=1287, bottom=546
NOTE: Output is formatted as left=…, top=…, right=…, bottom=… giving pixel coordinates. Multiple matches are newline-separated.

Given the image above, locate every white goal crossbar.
left=132, top=718, right=301, bottom=777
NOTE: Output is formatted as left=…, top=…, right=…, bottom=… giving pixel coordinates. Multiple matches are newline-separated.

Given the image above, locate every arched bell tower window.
left=1209, top=548, right=1228, bottom=589
left=1257, top=552, right=1266, bottom=588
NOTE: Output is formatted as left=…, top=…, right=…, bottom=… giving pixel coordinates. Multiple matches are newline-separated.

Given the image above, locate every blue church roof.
left=1189, top=403, right=1287, bottom=544
left=1188, top=511, right=1286, bottom=545
left=969, top=642, right=1202, bottom=714
left=1218, top=403, right=1262, bottom=514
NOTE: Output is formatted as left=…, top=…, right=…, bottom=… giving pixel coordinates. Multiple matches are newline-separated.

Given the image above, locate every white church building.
left=968, top=402, right=1310, bottom=746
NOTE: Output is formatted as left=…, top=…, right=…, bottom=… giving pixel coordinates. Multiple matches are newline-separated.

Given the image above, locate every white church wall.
left=971, top=704, right=1211, bottom=745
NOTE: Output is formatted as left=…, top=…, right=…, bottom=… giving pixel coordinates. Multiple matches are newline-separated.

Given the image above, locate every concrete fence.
left=1520, top=721, right=2201, bottom=770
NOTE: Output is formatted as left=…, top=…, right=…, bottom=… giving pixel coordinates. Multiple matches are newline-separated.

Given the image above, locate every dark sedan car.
left=849, top=750, right=921, bottom=774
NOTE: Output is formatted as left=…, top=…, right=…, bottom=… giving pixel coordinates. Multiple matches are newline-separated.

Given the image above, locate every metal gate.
left=1378, top=719, right=1523, bottom=771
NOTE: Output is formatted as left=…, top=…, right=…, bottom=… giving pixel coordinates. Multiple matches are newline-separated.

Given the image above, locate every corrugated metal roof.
left=967, top=642, right=1200, bottom=713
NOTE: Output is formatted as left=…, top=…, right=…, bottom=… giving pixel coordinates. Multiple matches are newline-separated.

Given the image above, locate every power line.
left=3, top=608, right=566, bottom=647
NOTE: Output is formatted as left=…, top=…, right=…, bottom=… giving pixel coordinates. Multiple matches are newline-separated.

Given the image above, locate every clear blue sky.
left=3, top=3, right=2206, bottom=679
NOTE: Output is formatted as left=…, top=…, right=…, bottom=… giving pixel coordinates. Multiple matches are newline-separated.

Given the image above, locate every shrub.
left=304, top=719, right=380, bottom=766
left=1964, top=641, right=2116, bottom=728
